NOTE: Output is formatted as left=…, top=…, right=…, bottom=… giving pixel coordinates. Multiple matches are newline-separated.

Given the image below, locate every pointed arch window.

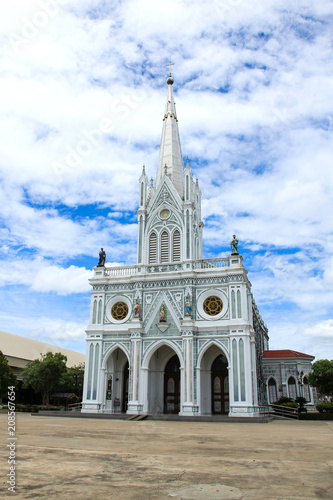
left=237, top=290, right=242, bottom=318
left=231, top=290, right=236, bottom=319
left=288, top=376, right=297, bottom=399
left=232, top=339, right=239, bottom=401
left=92, top=299, right=97, bottom=324
left=149, top=232, right=157, bottom=264
left=161, top=231, right=169, bottom=263
left=140, top=182, right=144, bottom=206
left=186, top=176, right=189, bottom=200
left=138, top=215, right=143, bottom=263
left=86, top=343, right=94, bottom=400
left=186, top=210, right=190, bottom=259
left=268, top=378, right=278, bottom=403
left=97, top=299, right=102, bottom=324
left=92, top=344, right=100, bottom=400
left=172, top=230, right=181, bottom=262
left=239, top=338, right=246, bottom=401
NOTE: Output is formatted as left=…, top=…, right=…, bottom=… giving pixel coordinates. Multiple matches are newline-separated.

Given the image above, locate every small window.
left=161, top=231, right=169, bottom=263
left=97, top=299, right=102, bottom=324
left=172, top=230, right=181, bottom=262
left=268, top=378, right=277, bottom=403
left=92, top=299, right=97, bottom=324
left=149, top=232, right=157, bottom=263
left=288, top=377, right=297, bottom=400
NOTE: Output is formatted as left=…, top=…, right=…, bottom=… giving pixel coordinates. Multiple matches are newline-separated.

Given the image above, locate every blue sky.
left=1, top=0, right=333, bottom=359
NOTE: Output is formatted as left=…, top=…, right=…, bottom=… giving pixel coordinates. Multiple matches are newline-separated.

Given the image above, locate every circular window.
left=203, top=296, right=223, bottom=316
left=111, top=302, right=128, bottom=321
left=160, top=209, right=170, bottom=219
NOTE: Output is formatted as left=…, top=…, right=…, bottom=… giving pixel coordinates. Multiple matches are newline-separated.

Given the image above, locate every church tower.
left=82, top=74, right=268, bottom=418
left=137, top=73, right=203, bottom=267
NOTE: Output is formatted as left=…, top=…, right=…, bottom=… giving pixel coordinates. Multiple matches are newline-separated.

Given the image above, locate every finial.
left=186, top=156, right=189, bottom=167
left=142, top=164, right=145, bottom=173
left=164, top=164, right=168, bottom=175
left=166, top=61, right=174, bottom=85
left=150, top=177, right=154, bottom=187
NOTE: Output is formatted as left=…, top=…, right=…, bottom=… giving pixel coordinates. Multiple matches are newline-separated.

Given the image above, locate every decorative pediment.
left=145, top=291, right=181, bottom=333
left=148, top=176, right=182, bottom=214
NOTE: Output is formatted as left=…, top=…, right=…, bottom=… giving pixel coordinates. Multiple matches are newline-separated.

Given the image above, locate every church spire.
left=156, top=73, right=184, bottom=198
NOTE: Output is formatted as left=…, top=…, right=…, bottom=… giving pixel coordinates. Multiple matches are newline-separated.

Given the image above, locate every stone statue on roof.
left=97, top=248, right=106, bottom=267
left=230, top=235, right=239, bottom=254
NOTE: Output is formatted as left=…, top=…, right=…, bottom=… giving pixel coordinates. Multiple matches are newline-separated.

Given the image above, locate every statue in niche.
left=134, top=302, right=140, bottom=319
left=230, top=235, right=239, bottom=254
left=97, top=248, right=106, bottom=267
left=185, top=300, right=191, bottom=317
left=160, top=304, right=167, bottom=323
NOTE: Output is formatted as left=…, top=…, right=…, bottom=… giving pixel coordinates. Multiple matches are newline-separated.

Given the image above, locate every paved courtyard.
left=1, top=413, right=332, bottom=499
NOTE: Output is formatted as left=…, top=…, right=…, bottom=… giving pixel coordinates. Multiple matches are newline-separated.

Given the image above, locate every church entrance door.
left=211, top=355, right=229, bottom=414
left=122, top=361, right=129, bottom=413
left=164, top=355, right=180, bottom=414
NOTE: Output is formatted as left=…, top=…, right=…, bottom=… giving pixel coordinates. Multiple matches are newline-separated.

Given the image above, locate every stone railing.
left=93, top=256, right=242, bottom=278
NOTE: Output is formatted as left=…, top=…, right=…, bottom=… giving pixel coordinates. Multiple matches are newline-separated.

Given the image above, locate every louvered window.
left=92, top=299, right=97, bottom=324
left=172, top=230, right=181, bottom=262
left=149, top=232, right=157, bottom=263
left=161, top=231, right=169, bottom=263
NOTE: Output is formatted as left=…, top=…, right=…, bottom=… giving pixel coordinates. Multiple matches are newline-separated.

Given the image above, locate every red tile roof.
left=263, top=350, right=314, bottom=359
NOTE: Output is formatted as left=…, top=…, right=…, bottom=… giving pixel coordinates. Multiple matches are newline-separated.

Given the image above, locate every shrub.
left=316, top=402, right=333, bottom=413
left=272, top=397, right=293, bottom=405
left=281, top=402, right=298, bottom=408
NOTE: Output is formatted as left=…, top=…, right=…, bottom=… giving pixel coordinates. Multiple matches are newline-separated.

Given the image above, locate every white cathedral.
left=81, top=73, right=270, bottom=418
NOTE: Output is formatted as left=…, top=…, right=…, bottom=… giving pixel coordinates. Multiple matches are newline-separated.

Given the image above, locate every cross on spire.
left=166, top=61, right=174, bottom=74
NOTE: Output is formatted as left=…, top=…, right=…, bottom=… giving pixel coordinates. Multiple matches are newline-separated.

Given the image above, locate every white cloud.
left=0, top=258, right=91, bottom=295
left=303, top=320, right=333, bottom=339
left=0, top=0, right=332, bottom=357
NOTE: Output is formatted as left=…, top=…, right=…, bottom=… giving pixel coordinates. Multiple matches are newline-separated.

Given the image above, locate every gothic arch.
left=197, top=340, right=230, bottom=369
left=267, top=377, right=278, bottom=403
left=142, top=339, right=184, bottom=370
left=171, top=227, right=181, bottom=262
left=102, top=344, right=130, bottom=370
left=145, top=202, right=184, bottom=235
left=287, top=376, right=297, bottom=399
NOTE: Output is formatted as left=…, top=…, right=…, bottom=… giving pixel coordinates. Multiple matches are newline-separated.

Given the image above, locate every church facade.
left=81, top=74, right=269, bottom=417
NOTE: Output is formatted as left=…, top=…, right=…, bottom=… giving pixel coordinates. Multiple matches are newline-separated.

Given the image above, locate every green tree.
left=308, top=359, right=333, bottom=396
left=59, top=363, right=85, bottom=398
left=22, top=352, right=67, bottom=406
left=0, top=350, right=17, bottom=400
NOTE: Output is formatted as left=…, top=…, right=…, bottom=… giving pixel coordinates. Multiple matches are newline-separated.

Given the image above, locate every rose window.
left=111, top=302, right=128, bottom=321
left=203, top=296, right=223, bottom=316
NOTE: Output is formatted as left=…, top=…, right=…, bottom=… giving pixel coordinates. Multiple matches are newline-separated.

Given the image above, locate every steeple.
left=156, top=73, right=184, bottom=199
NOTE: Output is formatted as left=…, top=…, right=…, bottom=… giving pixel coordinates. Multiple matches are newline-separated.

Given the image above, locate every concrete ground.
left=0, top=413, right=332, bottom=499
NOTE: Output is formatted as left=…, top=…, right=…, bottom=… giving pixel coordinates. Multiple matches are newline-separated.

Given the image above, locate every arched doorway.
left=147, top=345, right=181, bottom=414
left=211, top=354, right=229, bottom=414
left=164, top=355, right=180, bottom=414
left=104, top=347, right=129, bottom=413
left=199, top=344, right=229, bottom=415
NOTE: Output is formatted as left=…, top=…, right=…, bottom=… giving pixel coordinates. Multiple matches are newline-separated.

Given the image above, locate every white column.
left=180, top=330, right=197, bottom=415
left=127, top=333, right=143, bottom=414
